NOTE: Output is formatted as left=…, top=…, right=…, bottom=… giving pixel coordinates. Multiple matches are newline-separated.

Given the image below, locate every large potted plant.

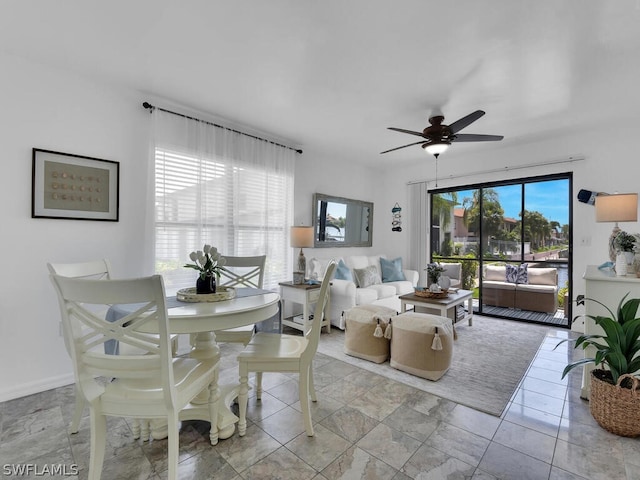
left=558, top=293, right=640, bottom=436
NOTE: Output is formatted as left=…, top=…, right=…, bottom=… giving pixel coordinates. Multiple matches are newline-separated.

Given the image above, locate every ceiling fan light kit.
left=423, top=141, right=450, bottom=158
left=381, top=109, right=503, bottom=158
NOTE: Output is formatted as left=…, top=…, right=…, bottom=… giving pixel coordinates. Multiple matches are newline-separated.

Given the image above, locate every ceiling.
left=2, top=1, right=640, bottom=167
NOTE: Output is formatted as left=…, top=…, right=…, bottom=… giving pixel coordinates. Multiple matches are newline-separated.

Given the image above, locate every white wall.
left=0, top=53, right=152, bottom=401
left=293, top=146, right=387, bottom=260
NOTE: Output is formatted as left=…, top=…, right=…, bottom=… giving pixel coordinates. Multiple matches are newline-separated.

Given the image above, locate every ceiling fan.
left=381, top=110, right=504, bottom=158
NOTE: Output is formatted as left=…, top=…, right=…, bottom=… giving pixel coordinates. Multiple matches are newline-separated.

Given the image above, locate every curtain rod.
left=142, top=101, right=303, bottom=154
left=406, top=155, right=585, bottom=185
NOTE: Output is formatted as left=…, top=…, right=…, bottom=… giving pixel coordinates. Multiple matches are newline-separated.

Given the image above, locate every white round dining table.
left=137, top=291, right=281, bottom=442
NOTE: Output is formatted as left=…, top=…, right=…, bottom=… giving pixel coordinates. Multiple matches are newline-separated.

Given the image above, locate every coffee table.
left=399, top=289, right=473, bottom=326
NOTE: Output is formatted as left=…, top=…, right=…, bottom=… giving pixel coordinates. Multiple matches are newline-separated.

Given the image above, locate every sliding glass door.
left=430, top=173, right=572, bottom=327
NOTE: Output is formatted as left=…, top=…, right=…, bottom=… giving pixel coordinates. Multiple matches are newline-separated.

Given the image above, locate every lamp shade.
left=595, top=194, right=638, bottom=223
left=290, top=226, right=314, bottom=248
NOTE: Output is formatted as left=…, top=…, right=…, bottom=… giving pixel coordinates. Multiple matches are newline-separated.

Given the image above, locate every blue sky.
left=454, top=179, right=570, bottom=225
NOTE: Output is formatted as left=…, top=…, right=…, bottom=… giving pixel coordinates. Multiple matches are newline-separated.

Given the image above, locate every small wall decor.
left=392, top=203, right=402, bottom=232
left=32, top=148, right=119, bottom=221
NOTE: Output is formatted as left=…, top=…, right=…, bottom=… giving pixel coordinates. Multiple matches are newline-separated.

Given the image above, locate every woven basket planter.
left=590, top=370, right=640, bottom=437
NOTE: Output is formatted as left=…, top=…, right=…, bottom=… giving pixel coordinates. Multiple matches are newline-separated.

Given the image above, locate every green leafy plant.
left=557, top=281, right=568, bottom=308
left=425, top=263, right=445, bottom=284
left=614, top=231, right=637, bottom=253
left=184, top=244, right=227, bottom=280
left=557, top=293, right=640, bottom=385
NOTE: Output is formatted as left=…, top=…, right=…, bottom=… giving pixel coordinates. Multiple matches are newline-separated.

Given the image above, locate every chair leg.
left=299, top=366, right=314, bottom=437
left=167, top=412, right=179, bottom=480
left=68, top=388, right=84, bottom=434
left=140, top=419, right=150, bottom=441
left=256, top=372, right=263, bottom=400
left=208, top=370, right=220, bottom=445
left=88, top=410, right=106, bottom=480
left=238, top=363, right=249, bottom=437
left=131, top=418, right=141, bottom=439
left=308, top=362, right=317, bottom=402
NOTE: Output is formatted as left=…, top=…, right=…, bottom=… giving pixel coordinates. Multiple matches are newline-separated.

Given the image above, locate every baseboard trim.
left=0, top=373, right=75, bottom=403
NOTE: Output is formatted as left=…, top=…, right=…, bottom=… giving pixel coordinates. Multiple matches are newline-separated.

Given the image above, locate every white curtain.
left=408, top=181, right=429, bottom=286
left=147, top=108, right=295, bottom=292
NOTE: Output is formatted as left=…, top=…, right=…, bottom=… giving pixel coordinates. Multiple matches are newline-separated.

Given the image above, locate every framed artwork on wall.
left=32, top=148, right=119, bottom=221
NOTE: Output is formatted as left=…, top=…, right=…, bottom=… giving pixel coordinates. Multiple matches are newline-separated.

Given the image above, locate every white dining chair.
left=49, top=274, right=220, bottom=480
left=214, top=255, right=267, bottom=345
left=47, top=260, right=112, bottom=434
left=47, top=260, right=179, bottom=437
left=237, top=260, right=336, bottom=437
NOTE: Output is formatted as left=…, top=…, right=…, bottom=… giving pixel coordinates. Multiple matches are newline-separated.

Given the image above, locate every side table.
left=279, top=281, right=331, bottom=334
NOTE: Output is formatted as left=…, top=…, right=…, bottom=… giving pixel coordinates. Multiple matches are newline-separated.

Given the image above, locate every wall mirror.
left=312, top=193, right=373, bottom=247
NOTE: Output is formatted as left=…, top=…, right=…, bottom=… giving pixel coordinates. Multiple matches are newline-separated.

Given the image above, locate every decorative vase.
left=634, top=254, right=640, bottom=277
left=196, top=274, right=216, bottom=294
left=439, top=275, right=451, bottom=290
left=624, top=251, right=635, bottom=265
left=429, top=282, right=441, bottom=293
left=615, top=253, right=628, bottom=276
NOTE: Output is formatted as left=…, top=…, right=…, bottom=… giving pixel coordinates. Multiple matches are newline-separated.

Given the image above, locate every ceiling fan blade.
left=453, top=133, right=504, bottom=142
left=380, top=140, right=425, bottom=154
left=448, top=110, right=486, bottom=133
left=388, top=127, right=425, bottom=137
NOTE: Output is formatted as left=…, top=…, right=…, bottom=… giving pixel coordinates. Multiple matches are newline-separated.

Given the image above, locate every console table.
left=581, top=265, right=640, bottom=399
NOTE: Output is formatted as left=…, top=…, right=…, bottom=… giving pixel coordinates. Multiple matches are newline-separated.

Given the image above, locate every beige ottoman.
left=390, top=312, right=454, bottom=381
left=343, top=305, right=397, bottom=363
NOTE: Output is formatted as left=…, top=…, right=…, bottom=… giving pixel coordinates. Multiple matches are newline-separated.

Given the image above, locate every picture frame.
left=32, top=148, right=119, bottom=221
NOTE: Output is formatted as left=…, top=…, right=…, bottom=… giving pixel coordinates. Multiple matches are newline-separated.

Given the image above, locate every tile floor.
left=1, top=322, right=639, bottom=480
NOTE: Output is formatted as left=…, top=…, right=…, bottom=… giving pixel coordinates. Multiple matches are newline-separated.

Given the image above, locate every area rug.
left=317, top=315, right=550, bottom=417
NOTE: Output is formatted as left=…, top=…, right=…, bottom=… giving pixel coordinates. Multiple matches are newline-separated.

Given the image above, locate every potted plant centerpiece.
left=184, top=244, right=227, bottom=294
left=558, top=293, right=640, bottom=437
left=614, top=231, right=637, bottom=266
left=426, top=263, right=445, bottom=292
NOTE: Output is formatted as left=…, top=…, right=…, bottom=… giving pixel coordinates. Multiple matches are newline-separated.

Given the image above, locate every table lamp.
left=290, top=226, right=314, bottom=284
left=595, top=193, right=638, bottom=262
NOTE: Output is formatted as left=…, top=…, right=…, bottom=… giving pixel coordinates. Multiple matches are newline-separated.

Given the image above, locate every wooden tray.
left=176, top=286, right=236, bottom=303
left=414, top=289, right=449, bottom=299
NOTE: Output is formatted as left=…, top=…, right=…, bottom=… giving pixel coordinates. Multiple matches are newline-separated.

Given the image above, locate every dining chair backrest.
left=218, top=255, right=266, bottom=289
left=47, top=259, right=112, bottom=280
left=50, top=274, right=176, bottom=398
left=302, top=260, right=336, bottom=363
left=47, top=260, right=113, bottom=354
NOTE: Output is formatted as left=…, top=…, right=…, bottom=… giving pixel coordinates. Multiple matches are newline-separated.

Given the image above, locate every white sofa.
left=306, top=254, right=419, bottom=329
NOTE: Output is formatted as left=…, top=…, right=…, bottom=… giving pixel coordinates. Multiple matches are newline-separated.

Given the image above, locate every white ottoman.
left=343, top=305, right=397, bottom=363
left=390, top=312, right=454, bottom=381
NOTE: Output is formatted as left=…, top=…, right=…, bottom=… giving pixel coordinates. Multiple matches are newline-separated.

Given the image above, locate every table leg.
left=467, top=297, right=473, bottom=326
left=179, top=331, right=239, bottom=441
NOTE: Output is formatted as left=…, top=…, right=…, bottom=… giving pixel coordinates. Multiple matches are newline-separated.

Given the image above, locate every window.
left=155, top=147, right=293, bottom=292
left=430, top=173, right=572, bottom=327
